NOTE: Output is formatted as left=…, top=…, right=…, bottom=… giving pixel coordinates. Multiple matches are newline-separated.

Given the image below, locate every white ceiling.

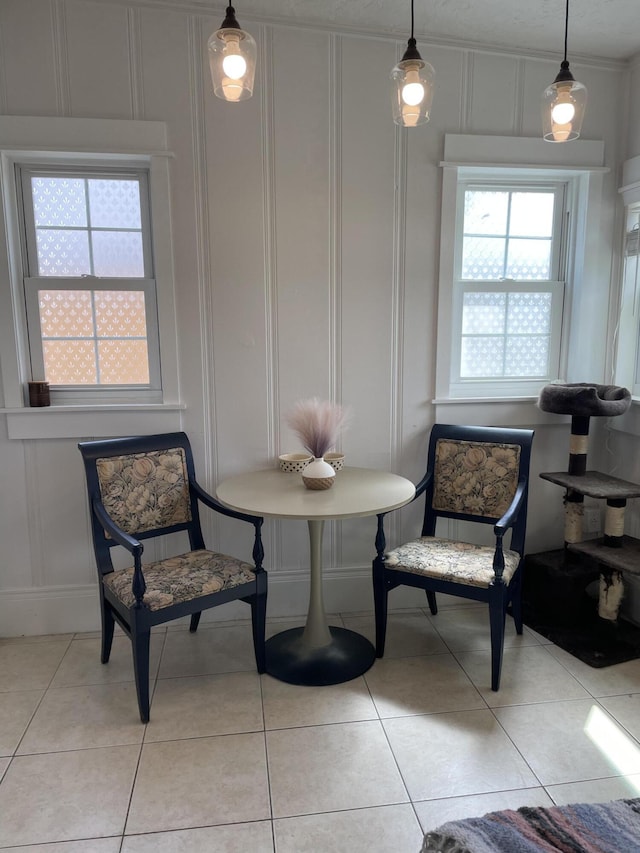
left=225, top=0, right=640, bottom=62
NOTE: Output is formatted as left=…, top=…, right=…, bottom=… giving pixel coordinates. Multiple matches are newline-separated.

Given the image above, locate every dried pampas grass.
left=286, top=398, right=349, bottom=459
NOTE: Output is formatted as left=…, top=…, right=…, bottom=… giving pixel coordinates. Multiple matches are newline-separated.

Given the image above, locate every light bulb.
left=221, top=77, right=243, bottom=101
left=551, top=122, right=572, bottom=142
left=222, top=33, right=247, bottom=80
left=402, top=102, right=420, bottom=127
left=551, top=85, right=575, bottom=125
left=401, top=67, right=425, bottom=107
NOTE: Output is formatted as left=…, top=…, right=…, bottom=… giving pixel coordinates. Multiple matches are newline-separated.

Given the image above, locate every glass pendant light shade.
left=542, top=61, right=587, bottom=142
left=542, top=0, right=586, bottom=142
left=391, top=0, right=434, bottom=128
left=391, top=39, right=435, bottom=127
left=208, top=5, right=256, bottom=102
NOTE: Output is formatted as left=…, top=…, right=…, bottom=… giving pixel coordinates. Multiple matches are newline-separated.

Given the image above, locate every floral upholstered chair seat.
left=103, top=549, right=258, bottom=611
left=384, top=537, right=521, bottom=588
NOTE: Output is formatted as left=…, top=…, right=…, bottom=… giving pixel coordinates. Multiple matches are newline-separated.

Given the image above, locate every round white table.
left=216, top=466, right=415, bottom=685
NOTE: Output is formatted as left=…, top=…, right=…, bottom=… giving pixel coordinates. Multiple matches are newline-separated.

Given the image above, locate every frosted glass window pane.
left=507, top=292, right=552, bottom=334
left=506, top=238, right=551, bottom=279
left=31, top=177, right=87, bottom=227
left=462, top=292, right=506, bottom=334
left=94, top=291, right=147, bottom=337
left=462, top=237, right=505, bottom=279
left=92, top=231, right=144, bottom=277
left=460, top=337, right=504, bottom=377
left=464, top=191, right=508, bottom=235
left=510, top=193, right=554, bottom=237
left=36, top=230, right=90, bottom=276
left=88, top=179, right=142, bottom=228
left=98, top=340, right=149, bottom=384
left=505, top=335, right=550, bottom=376
left=38, top=290, right=94, bottom=337
left=43, top=340, right=97, bottom=385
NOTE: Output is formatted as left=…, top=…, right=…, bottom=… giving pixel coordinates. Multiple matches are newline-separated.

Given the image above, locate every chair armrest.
left=413, top=470, right=433, bottom=502
left=493, top=478, right=527, bottom=536
left=190, top=479, right=263, bottom=526
left=190, top=479, right=265, bottom=571
left=92, top=499, right=143, bottom=556
left=92, top=499, right=146, bottom=606
left=374, top=471, right=430, bottom=560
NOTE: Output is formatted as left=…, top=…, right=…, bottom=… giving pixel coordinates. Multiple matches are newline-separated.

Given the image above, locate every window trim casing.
left=435, top=134, right=608, bottom=405
left=0, top=116, right=179, bottom=415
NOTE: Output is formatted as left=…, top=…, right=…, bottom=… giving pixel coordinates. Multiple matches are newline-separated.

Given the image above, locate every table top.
left=216, top=466, right=416, bottom=521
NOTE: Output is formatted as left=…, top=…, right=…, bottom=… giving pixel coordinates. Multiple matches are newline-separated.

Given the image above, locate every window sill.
left=1, top=402, right=185, bottom=439
left=433, top=396, right=569, bottom=427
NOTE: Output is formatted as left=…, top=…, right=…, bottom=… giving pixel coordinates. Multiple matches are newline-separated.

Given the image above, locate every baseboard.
left=0, top=570, right=430, bottom=637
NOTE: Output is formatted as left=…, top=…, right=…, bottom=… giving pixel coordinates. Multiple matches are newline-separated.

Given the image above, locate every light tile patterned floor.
left=2, top=604, right=640, bottom=851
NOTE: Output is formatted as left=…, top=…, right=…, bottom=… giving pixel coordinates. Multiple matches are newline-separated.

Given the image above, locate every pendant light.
left=208, top=5, right=256, bottom=102
left=541, top=0, right=587, bottom=142
left=391, top=0, right=435, bottom=127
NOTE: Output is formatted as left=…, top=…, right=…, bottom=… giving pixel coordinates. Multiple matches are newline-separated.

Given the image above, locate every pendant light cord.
left=410, top=0, right=415, bottom=41
left=563, top=0, right=569, bottom=62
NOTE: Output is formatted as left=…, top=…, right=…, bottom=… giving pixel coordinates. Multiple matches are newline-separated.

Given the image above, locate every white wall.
left=0, top=0, right=631, bottom=635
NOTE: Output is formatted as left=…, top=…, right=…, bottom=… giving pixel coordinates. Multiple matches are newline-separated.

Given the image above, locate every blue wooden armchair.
left=78, top=432, right=267, bottom=722
left=373, top=424, right=534, bottom=691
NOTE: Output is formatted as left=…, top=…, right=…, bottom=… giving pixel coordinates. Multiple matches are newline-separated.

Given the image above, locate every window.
left=18, top=166, right=160, bottom=402
left=0, top=116, right=181, bottom=437
left=435, top=134, right=607, bottom=405
left=452, top=181, right=566, bottom=395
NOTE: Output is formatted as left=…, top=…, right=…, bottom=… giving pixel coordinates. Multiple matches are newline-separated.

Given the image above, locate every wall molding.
left=127, top=6, right=145, bottom=119
left=51, top=0, right=71, bottom=116
left=0, top=571, right=427, bottom=638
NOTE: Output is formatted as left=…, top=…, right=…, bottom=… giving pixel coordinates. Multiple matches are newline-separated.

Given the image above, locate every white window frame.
left=0, top=116, right=182, bottom=436
left=435, top=134, right=608, bottom=408
left=450, top=179, right=567, bottom=398
left=615, top=155, right=640, bottom=401
left=17, top=164, right=161, bottom=404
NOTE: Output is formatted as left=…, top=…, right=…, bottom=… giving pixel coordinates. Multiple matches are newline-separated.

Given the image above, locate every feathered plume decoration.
left=286, top=398, right=350, bottom=459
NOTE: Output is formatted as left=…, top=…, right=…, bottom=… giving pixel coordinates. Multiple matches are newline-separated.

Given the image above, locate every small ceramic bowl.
left=324, top=452, right=345, bottom=471
left=279, top=453, right=313, bottom=473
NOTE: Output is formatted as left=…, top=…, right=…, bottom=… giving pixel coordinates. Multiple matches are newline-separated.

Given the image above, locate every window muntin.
left=18, top=167, right=160, bottom=398
left=452, top=181, right=566, bottom=389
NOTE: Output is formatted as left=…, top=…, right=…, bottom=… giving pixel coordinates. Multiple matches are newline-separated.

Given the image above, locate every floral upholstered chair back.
left=96, top=447, right=192, bottom=536
left=432, top=438, right=521, bottom=520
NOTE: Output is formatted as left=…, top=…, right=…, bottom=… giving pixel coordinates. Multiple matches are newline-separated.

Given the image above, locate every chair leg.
left=510, top=573, right=524, bottom=635
left=426, top=590, right=438, bottom=615
left=489, top=596, right=507, bottom=692
left=372, top=559, right=388, bottom=657
left=131, top=630, right=151, bottom=723
left=100, top=599, right=115, bottom=664
left=250, top=575, right=267, bottom=674
left=189, top=612, right=201, bottom=633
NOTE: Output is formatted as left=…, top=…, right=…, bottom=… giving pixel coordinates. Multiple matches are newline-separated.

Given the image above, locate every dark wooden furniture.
left=78, top=432, right=267, bottom=722
left=373, top=423, right=534, bottom=691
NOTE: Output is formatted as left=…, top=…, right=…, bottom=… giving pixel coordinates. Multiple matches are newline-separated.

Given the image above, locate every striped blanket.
left=421, top=798, right=640, bottom=853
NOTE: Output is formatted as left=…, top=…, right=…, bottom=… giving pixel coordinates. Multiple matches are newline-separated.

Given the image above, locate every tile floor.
left=3, top=604, right=640, bottom=851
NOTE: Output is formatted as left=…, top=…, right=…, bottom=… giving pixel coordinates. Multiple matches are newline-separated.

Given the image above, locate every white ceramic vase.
left=301, top=457, right=336, bottom=490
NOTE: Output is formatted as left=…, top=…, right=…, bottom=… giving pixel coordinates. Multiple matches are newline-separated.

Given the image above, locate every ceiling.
left=225, top=0, right=640, bottom=63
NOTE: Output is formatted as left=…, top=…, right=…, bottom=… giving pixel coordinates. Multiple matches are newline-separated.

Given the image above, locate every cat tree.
left=537, top=382, right=635, bottom=620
